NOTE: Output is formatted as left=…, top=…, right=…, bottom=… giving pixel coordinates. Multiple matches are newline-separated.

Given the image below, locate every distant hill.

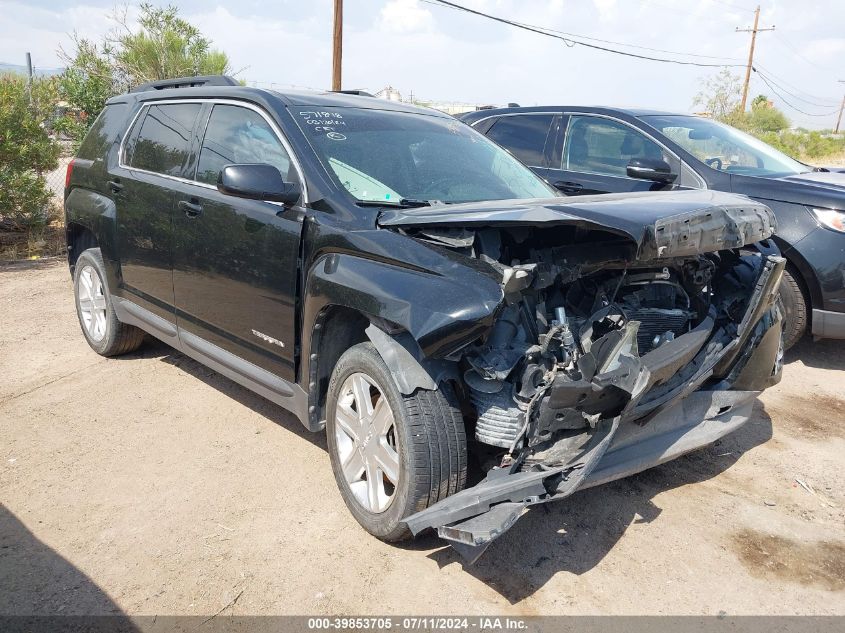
left=0, top=62, right=63, bottom=77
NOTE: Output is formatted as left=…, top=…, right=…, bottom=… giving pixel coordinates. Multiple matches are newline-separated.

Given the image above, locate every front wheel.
left=326, top=342, right=467, bottom=541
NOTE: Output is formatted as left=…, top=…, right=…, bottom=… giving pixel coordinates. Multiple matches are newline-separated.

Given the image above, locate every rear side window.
left=126, top=103, right=201, bottom=176
left=77, top=103, right=129, bottom=161
left=486, top=114, right=554, bottom=166
left=195, top=104, right=294, bottom=185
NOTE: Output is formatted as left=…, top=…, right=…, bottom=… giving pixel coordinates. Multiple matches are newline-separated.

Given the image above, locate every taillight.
left=65, top=159, right=75, bottom=190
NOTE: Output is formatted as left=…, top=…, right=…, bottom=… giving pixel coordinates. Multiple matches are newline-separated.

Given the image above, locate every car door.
left=170, top=101, right=305, bottom=382
left=112, top=102, right=203, bottom=321
left=549, top=114, right=682, bottom=196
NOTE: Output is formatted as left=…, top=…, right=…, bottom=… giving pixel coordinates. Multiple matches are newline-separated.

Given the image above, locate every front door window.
left=563, top=115, right=678, bottom=177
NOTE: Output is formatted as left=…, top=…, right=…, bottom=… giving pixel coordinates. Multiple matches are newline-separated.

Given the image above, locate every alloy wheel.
left=78, top=265, right=108, bottom=342
left=334, top=372, right=400, bottom=513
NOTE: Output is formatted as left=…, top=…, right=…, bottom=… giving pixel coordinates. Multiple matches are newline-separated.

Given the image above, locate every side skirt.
left=112, top=297, right=312, bottom=429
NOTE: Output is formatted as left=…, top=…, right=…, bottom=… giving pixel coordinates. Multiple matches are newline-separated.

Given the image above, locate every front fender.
left=303, top=252, right=503, bottom=359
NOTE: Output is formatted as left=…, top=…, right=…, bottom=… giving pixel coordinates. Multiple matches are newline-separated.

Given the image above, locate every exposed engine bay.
left=377, top=193, right=785, bottom=562
left=393, top=219, right=784, bottom=560
left=407, top=224, right=770, bottom=460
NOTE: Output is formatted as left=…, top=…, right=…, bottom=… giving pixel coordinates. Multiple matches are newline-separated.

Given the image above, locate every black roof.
left=109, top=75, right=448, bottom=117
left=129, top=75, right=241, bottom=93
left=458, top=105, right=686, bottom=124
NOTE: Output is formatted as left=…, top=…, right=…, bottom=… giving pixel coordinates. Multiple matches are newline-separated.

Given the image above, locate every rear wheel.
left=73, top=248, right=145, bottom=357
left=326, top=342, right=466, bottom=541
left=778, top=267, right=808, bottom=351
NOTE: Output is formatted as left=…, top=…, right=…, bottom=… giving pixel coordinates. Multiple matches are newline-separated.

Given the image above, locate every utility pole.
left=836, top=81, right=845, bottom=134
left=736, top=5, right=775, bottom=112
left=25, top=52, right=33, bottom=103
left=332, top=0, right=343, bottom=91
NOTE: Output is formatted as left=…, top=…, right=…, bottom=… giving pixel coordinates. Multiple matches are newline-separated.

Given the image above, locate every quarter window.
left=563, top=115, right=676, bottom=177
left=486, top=114, right=554, bottom=166
left=127, top=103, right=201, bottom=176
left=196, top=104, right=294, bottom=185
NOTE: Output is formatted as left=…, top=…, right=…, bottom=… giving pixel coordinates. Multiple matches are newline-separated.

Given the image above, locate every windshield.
left=293, top=107, right=555, bottom=204
left=640, top=115, right=809, bottom=178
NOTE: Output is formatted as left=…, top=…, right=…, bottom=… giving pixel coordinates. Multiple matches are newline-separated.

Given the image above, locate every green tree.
left=56, top=36, right=116, bottom=151
left=746, top=98, right=790, bottom=134
left=693, top=68, right=743, bottom=121
left=0, top=74, right=61, bottom=232
left=751, top=94, right=769, bottom=109
left=112, top=3, right=231, bottom=86
left=57, top=3, right=232, bottom=147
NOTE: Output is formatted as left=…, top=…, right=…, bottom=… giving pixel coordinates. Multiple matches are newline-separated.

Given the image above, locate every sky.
left=1, top=0, right=843, bottom=129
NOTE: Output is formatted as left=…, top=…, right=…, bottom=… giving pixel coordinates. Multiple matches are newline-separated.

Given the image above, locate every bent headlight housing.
left=811, top=208, right=845, bottom=233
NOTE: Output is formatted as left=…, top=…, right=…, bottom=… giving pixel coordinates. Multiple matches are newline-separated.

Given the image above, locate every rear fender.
left=65, top=186, right=119, bottom=286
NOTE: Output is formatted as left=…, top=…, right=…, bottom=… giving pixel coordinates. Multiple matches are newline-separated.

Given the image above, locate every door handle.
left=178, top=199, right=203, bottom=217
left=107, top=180, right=123, bottom=193
left=553, top=181, right=583, bottom=194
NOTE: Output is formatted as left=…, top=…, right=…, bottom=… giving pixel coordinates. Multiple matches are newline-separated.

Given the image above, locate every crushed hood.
left=378, top=189, right=776, bottom=260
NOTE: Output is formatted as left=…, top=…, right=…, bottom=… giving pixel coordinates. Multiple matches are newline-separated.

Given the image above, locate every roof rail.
left=331, top=89, right=375, bottom=97
left=130, top=75, right=240, bottom=93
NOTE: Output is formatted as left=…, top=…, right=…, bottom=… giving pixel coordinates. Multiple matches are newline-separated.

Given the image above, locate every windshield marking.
left=293, top=106, right=556, bottom=204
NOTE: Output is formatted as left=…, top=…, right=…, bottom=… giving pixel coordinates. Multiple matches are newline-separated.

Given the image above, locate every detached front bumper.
left=405, top=255, right=786, bottom=563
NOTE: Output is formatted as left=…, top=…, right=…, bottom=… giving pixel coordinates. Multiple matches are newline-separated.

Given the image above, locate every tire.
left=73, top=248, right=145, bottom=357
left=325, top=342, right=467, bottom=542
left=778, top=267, right=808, bottom=351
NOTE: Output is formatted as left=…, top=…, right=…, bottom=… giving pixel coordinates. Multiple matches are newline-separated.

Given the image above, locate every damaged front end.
left=378, top=192, right=784, bottom=562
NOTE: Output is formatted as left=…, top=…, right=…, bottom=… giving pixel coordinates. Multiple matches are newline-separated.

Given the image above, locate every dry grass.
left=807, top=151, right=845, bottom=167
left=0, top=203, right=66, bottom=262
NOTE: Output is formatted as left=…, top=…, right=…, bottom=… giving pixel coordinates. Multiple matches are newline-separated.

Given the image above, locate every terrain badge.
left=252, top=329, right=285, bottom=348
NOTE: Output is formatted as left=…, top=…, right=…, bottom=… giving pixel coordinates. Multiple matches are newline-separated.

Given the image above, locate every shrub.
left=758, top=129, right=845, bottom=161
left=0, top=74, right=61, bottom=232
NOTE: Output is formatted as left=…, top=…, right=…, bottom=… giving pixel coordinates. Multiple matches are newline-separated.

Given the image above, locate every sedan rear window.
left=486, top=114, right=554, bottom=167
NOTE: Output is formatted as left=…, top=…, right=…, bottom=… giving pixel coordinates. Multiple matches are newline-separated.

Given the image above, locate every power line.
left=755, top=70, right=839, bottom=117
left=707, top=0, right=757, bottom=13
left=772, top=31, right=836, bottom=74
left=752, top=69, right=841, bottom=109
left=506, top=22, right=742, bottom=62
left=642, top=0, right=755, bottom=15
left=425, top=0, right=748, bottom=68
left=422, top=0, right=743, bottom=62
left=425, top=0, right=840, bottom=119
left=753, top=61, right=841, bottom=105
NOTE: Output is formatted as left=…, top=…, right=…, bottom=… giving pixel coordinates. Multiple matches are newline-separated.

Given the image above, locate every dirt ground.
left=1, top=258, right=843, bottom=616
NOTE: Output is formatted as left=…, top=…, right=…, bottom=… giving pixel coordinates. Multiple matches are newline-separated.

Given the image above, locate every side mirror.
left=217, top=163, right=301, bottom=206
left=626, top=158, right=678, bottom=184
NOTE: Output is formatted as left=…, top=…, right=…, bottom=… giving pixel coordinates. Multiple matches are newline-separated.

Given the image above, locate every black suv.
left=460, top=106, right=845, bottom=349
left=66, top=77, right=784, bottom=561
